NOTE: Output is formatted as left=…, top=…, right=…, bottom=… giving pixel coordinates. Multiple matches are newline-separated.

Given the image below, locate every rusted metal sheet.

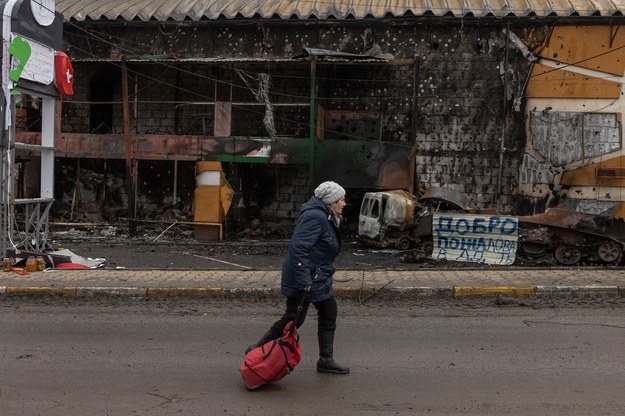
left=377, top=190, right=419, bottom=227
left=420, top=187, right=471, bottom=211
left=432, top=213, right=518, bottom=265
left=297, top=48, right=390, bottom=61
left=56, top=0, right=625, bottom=21
left=561, top=155, right=625, bottom=186
left=520, top=208, right=600, bottom=230
left=517, top=207, right=625, bottom=265
left=537, top=26, right=625, bottom=76
left=518, top=207, right=625, bottom=243
left=17, top=132, right=311, bottom=163
left=377, top=153, right=411, bottom=190
left=525, top=64, right=622, bottom=99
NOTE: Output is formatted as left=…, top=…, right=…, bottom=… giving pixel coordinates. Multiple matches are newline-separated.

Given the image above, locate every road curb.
left=1, top=285, right=623, bottom=300
left=535, top=285, right=621, bottom=298
left=453, top=286, right=535, bottom=298
left=1, top=286, right=78, bottom=297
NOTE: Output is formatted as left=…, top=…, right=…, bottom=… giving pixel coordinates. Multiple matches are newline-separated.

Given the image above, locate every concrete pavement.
left=0, top=266, right=624, bottom=300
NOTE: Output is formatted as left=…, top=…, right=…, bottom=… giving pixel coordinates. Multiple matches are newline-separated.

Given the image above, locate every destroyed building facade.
left=14, top=1, right=625, bottom=236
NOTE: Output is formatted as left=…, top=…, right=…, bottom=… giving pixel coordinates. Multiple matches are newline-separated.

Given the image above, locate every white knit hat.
left=314, top=181, right=346, bottom=204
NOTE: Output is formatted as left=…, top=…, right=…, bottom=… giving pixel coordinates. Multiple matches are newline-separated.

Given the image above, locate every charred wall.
left=51, top=19, right=532, bottom=225
left=411, top=27, right=527, bottom=210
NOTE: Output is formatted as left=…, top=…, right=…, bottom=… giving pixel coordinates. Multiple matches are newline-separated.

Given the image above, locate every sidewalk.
left=1, top=266, right=624, bottom=300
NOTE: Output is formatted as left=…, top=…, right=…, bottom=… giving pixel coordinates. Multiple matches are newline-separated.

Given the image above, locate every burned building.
left=13, top=0, right=625, bottom=240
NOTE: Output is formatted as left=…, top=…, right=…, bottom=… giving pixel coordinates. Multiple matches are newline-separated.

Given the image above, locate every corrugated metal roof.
left=56, top=0, right=625, bottom=21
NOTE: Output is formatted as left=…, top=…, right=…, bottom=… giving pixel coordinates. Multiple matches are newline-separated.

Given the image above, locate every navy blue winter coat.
left=281, top=196, right=342, bottom=302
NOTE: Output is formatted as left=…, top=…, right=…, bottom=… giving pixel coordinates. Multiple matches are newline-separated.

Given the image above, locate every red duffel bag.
left=240, top=321, right=302, bottom=390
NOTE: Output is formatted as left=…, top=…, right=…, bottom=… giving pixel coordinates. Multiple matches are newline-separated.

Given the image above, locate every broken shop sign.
left=432, top=213, right=519, bottom=265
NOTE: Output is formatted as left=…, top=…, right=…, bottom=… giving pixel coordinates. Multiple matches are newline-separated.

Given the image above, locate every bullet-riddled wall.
left=522, top=26, right=625, bottom=219
left=43, top=20, right=533, bottom=225
left=26, top=15, right=625, bottom=227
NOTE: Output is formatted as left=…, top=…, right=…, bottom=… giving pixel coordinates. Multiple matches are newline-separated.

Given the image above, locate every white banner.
left=432, top=213, right=518, bottom=265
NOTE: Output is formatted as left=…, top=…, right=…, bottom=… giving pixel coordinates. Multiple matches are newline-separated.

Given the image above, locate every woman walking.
left=245, top=181, right=350, bottom=374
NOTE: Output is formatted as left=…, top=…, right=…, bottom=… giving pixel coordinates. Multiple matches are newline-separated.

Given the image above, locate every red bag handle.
left=288, top=291, right=308, bottom=337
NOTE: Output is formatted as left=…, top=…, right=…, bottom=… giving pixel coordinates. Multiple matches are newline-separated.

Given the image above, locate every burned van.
left=357, top=187, right=470, bottom=252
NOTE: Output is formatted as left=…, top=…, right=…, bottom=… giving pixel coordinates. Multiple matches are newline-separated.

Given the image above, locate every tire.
left=420, top=241, right=434, bottom=256
left=554, top=245, right=582, bottom=266
left=520, top=243, right=547, bottom=258
left=597, top=241, right=622, bottom=264
left=395, top=237, right=412, bottom=251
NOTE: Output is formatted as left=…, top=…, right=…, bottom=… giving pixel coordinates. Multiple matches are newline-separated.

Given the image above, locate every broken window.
left=89, top=65, right=120, bottom=134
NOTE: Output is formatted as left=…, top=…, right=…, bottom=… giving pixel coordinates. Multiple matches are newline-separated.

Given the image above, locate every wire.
left=21, top=3, right=625, bottom=149
left=60, top=17, right=625, bottom=106
left=42, top=40, right=409, bottom=145
left=61, top=32, right=481, bottom=107
left=56, top=28, right=422, bottom=144
left=62, top=41, right=409, bottom=105
left=62, top=26, right=415, bottom=91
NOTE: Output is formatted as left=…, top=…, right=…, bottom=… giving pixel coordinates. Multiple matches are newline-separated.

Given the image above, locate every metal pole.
left=496, top=25, right=510, bottom=212
left=408, top=55, right=420, bottom=195
left=0, top=91, right=10, bottom=256
left=173, top=160, right=178, bottom=206
left=308, top=58, right=317, bottom=193
left=122, top=59, right=136, bottom=236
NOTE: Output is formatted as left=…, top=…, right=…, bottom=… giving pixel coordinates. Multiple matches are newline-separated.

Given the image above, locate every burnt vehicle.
left=517, top=208, right=625, bottom=266
left=358, top=187, right=625, bottom=266
left=357, top=187, right=471, bottom=253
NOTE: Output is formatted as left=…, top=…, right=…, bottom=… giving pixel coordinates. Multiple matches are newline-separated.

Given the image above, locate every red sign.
left=54, top=51, right=74, bottom=95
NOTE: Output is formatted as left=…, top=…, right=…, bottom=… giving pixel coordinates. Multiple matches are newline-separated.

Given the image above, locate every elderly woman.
left=245, top=181, right=350, bottom=374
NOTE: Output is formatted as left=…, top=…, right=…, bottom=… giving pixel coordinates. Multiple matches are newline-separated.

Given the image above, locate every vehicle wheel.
left=597, top=241, right=622, bottom=263
left=421, top=241, right=433, bottom=256
left=520, top=243, right=546, bottom=258
left=395, top=237, right=412, bottom=250
left=417, top=241, right=434, bottom=256
left=554, top=245, right=582, bottom=266
left=379, top=238, right=389, bottom=248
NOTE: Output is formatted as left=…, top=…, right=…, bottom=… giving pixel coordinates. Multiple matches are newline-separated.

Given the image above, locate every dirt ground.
left=45, top=221, right=559, bottom=271
left=48, top=223, right=419, bottom=270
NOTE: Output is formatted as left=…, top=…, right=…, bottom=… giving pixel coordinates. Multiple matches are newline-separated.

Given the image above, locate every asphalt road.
left=2, top=297, right=625, bottom=416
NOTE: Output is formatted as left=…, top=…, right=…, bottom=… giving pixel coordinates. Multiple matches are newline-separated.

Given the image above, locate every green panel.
left=202, top=136, right=310, bottom=165
left=218, top=155, right=270, bottom=163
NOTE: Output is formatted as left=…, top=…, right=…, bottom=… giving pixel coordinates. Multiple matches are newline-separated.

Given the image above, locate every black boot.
left=245, top=330, right=275, bottom=355
left=317, top=330, right=350, bottom=374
